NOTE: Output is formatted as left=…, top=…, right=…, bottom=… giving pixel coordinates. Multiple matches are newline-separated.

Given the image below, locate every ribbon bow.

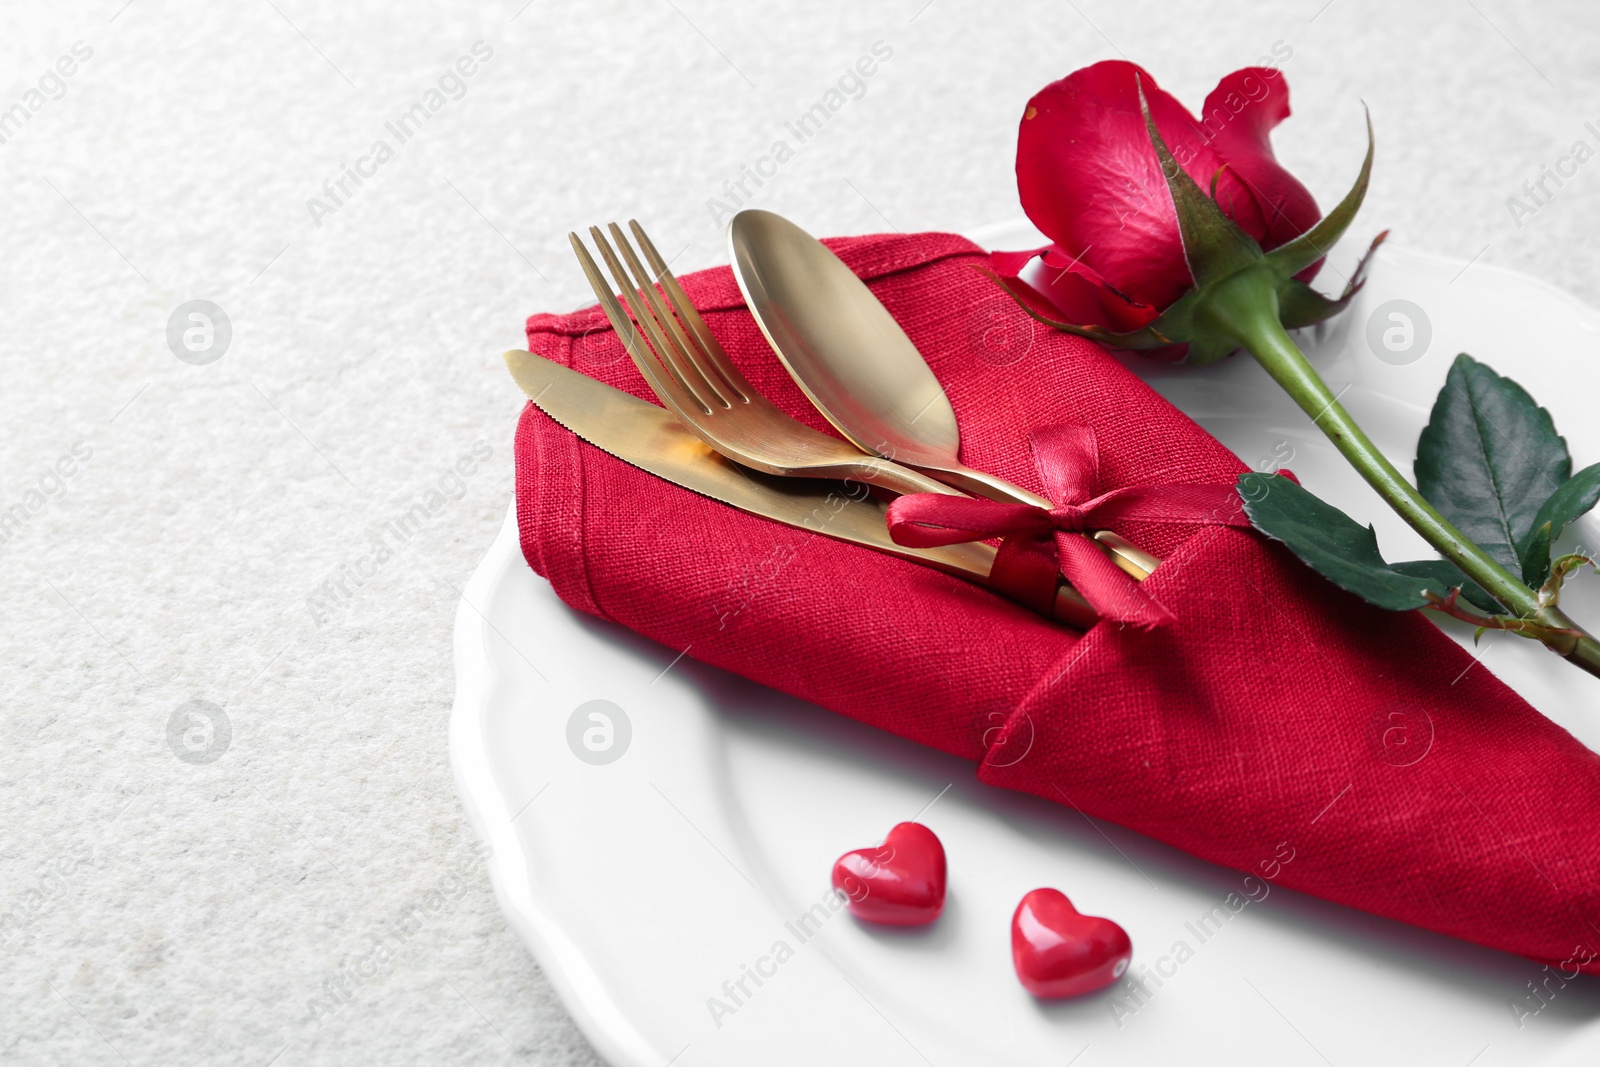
left=885, top=425, right=1252, bottom=627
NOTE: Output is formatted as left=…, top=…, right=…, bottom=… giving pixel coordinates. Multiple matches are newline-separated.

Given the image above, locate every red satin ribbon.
left=885, top=425, right=1251, bottom=627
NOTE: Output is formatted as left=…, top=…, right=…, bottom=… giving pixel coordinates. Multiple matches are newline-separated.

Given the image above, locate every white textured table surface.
left=3, top=1, right=1598, bottom=1064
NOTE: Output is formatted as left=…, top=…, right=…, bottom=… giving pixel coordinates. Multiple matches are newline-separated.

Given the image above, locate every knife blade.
left=503, top=349, right=1095, bottom=628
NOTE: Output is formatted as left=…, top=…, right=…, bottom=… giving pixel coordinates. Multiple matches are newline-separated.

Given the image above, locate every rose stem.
left=1199, top=266, right=1600, bottom=679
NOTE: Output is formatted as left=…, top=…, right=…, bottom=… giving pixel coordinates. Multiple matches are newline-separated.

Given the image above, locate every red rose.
left=1005, top=60, right=1321, bottom=333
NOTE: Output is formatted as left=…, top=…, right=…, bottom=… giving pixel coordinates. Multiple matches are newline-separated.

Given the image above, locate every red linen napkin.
left=516, top=231, right=1600, bottom=975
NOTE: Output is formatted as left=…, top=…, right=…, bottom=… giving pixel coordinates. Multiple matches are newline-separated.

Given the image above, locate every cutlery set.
left=503, top=211, right=1167, bottom=628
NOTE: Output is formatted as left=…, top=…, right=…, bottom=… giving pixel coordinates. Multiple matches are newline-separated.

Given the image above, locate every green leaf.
left=1415, top=354, right=1571, bottom=576
left=1263, top=110, right=1375, bottom=280
left=1239, top=472, right=1450, bottom=611
left=1388, top=560, right=1502, bottom=613
left=1134, top=79, right=1264, bottom=290
left=1519, top=461, right=1600, bottom=586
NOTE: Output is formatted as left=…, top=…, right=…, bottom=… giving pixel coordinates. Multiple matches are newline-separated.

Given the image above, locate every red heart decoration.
left=831, top=821, right=947, bottom=926
left=1011, top=888, right=1132, bottom=998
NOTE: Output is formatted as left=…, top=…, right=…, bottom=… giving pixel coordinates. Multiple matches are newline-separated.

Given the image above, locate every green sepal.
left=1276, top=230, right=1388, bottom=330
left=1263, top=109, right=1375, bottom=280
left=1180, top=332, right=1243, bottom=367
left=1135, top=78, right=1265, bottom=289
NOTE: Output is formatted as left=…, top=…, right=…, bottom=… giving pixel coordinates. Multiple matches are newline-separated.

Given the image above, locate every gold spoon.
left=726, top=209, right=1159, bottom=579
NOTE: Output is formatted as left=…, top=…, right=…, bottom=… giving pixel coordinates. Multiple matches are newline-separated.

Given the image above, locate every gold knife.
left=503, top=350, right=1097, bottom=628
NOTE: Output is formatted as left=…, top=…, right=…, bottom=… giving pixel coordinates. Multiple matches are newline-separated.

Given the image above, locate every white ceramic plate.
left=451, top=220, right=1600, bottom=1067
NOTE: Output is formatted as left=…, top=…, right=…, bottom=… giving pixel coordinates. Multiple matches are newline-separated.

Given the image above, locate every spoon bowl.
left=727, top=209, right=976, bottom=480
left=727, top=208, right=1159, bottom=578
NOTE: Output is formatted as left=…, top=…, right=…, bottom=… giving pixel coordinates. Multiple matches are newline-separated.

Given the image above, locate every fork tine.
left=588, top=225, right=705, bottom=408
left=614, top=223, right=744, bottom=405
left=604, top=223, right=734, bottom=409
left=568, top=231, right=711, bottom=417
left=630, top=219, right=750, bottom=403
left=585, top=226, right=727, bottom=416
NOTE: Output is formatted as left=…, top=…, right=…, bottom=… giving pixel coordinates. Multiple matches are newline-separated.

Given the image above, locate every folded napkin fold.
left=517, top=232, right=1600, bottom=975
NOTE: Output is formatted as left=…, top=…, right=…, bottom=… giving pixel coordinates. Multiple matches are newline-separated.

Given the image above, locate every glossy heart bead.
left=1011, top=888, right=1132, bottom=998
left=831, top=821, right=946, bottom=926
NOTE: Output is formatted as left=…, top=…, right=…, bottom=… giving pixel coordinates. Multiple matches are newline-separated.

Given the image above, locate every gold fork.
left=571, top=222, right=978, bottom=498
left=569, top=220, right=1099, bottom=626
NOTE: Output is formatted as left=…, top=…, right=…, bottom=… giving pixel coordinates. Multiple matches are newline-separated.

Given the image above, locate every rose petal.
left=989, top=245, right=1052, bottom=278
left=1017, top=61, right=1326, bottom=305
left=990, top=245, right=1161, bottom=335
left=1198, top=68, right=1322, bottom=275
left=1036, top=247, right=1160, bottom=333
left=1017, top=61, right=1232, bottom=310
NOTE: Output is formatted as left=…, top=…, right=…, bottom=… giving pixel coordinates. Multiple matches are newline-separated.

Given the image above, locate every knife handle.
left=1047, top=581, right=1103, bottom=630
left=1092, top=531, right=1158, bottom=580
left=894, top=537, right=1098, bottom=629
